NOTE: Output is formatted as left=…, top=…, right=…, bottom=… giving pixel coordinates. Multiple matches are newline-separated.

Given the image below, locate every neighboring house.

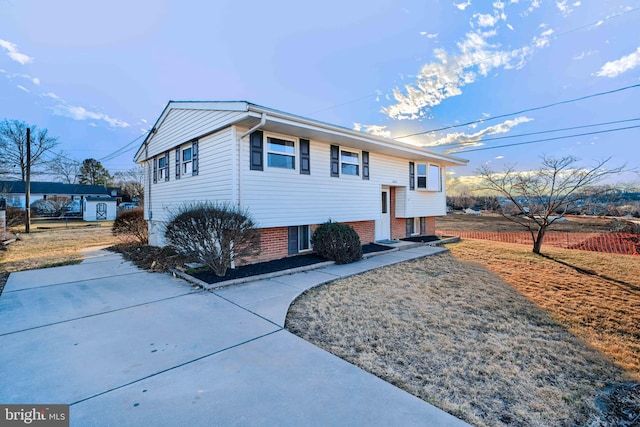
left=83, top=197, right=117, bottom=221
left=134, top=101, right=468, bottom=263
left=0, top=181, right=113, bottom=209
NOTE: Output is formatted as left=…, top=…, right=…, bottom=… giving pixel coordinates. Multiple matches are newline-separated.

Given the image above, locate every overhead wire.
left=424, top=117, right=640, bottom=149
left=450, top=124, right=640, bottom=154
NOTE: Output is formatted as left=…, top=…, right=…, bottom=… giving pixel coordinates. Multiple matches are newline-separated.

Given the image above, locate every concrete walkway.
left=0, top=247, right=469, bottom=426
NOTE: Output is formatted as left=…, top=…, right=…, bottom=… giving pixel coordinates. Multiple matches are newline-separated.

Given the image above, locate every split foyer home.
left=134, top=101, right=468, bottom=263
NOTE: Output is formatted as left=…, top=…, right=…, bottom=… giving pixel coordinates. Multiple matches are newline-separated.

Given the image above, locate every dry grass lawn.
left=448, top=240, right=640, bottom=379
left=286, top=243, right=638, bottom=426
left=0, top=224, right=119, bottom=293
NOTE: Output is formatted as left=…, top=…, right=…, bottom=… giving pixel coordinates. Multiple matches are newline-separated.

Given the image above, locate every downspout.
left=237, top=113, right=267, bottom=208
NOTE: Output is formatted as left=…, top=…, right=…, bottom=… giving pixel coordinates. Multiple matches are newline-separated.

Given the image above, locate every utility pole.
left=25, top=127, right=31, bottom=233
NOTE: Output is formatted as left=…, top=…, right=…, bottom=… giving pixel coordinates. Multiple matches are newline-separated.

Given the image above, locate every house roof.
left=85, top=197, right=117, bottom=202
left=134, top=101, right=468, bottom=167
left=0, top=181, right=111, bottom=196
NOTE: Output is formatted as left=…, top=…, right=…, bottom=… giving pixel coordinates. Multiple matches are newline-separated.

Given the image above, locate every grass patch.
left=286, top=243, right=638, bottom=426
left=448, top=239, right=640, bottom=379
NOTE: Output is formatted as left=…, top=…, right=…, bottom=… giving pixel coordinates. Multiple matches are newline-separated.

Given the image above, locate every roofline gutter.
left=246, top=104, right=468, bottom=166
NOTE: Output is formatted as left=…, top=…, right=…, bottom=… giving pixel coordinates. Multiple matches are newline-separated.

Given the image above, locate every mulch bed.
left=192, top=243, right=392, bottom=285
left=400, top=235, right=441, bottom=243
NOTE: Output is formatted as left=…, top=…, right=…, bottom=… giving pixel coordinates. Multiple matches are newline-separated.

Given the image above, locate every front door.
left=375, top=186, right=391, bottom=241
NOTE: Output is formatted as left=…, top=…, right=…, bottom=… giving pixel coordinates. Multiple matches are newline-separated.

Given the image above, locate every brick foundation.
left=344, top=220, right=375, bottom=244
left=241, top=220, right=376, bottom=265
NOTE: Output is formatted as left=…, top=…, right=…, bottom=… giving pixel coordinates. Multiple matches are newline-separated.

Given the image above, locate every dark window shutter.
left=409, top=162, right=415, bottom=191
left=362, top=151, right=369, bottom=180
left=300, top=139, right=310, bottom=175
left=164, top=152, right=170, bottom=181
left=406, top=218, right=412, bottom=237
left=420, top=217, right=426, bottom=235
left=153, top=158, right=157, bottom=183
left=192, top=140, right=199, bottom=176
left=250, top=131, right=264, bottom=171
left=330, top=145, right=339, bottom=177
left=288, top=226, right=299, bottom=255
left=175, top=148, right=181, bottom=180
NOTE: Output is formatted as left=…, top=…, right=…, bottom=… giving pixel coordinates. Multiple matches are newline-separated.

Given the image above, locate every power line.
left=425, top=117, right=640, bottom=149
left=396, top=83, right=640, bottom=139
left=451, top=124, right=640, bottom=154
left=99, top=131, right=148, bottom=162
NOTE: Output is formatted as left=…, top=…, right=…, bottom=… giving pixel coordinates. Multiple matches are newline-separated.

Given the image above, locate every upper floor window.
left=182, top=147, right=193, bottom=175
left=267, top=136, right=295, bottom=169
left=415, top=163, right=442, bottom=191
left=417, top=164, right=427, bottom=188
left=341, top=150, right=359, bottom=176
left=155, top=152, right=169, bottom=182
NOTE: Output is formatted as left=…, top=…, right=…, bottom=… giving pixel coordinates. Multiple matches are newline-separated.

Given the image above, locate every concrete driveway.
left=0, top=249, right=469, bottom=426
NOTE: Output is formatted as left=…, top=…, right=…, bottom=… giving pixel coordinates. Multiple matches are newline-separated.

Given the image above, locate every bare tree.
left=48, top=151, right=80, bottom=184
left=113, top=167, right=144, bottom=203
left=478, top=155, right=626, bottom=254
left=0, top=120, right=60, bottom=180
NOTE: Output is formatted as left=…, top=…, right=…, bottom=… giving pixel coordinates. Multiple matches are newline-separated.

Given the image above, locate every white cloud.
left=16, top=85, right=29, bottom=93
left=51, top=103, right=130, bottom=128
left=454, top=1, right=472, bottom=11
left=382, top=27, right=551, bottom=120
left=6, top=73, right=40, bottom=85
left=420, top=32, right=439, bottom=39
left=493, top=1, right=505, bottom=9
left=0, top=39, right=34, bottom=65
left=41, top=92, right=128, bottom=128
left=474, top=13, right=499, bottom=27
left=572, top=50, right=596, bottom=60
left=595, top=46, right=640, bottom=77
left=353, top=123, right=391, bottom=138
left=42, top=92, right=61, bottom=100
left=419, top=117, right=533, bottom=152
left=495, top=155, right=505, bottom=159
left=507, top=23, right=515, bottom=30
left=556, top=0, right=580, bottom=17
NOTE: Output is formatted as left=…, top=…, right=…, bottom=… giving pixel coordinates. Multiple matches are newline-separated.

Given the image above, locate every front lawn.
left=286, top=241, right=639, bottom=426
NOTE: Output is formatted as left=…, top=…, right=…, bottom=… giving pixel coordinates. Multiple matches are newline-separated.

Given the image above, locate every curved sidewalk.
left=0, top=247, right=469, bottom=426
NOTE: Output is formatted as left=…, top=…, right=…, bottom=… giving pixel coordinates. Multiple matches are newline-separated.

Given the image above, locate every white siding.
left=147, top=127, right=235, bottom=246
left=239, top=128, right=449, bottom=228
left=146, top=109, right=244, bottom=158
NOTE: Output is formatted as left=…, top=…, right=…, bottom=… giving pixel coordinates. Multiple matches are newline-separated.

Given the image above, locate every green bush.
left=311, top=221, right=362, bottom=264
left=164, top=202, right=260, bottom=277
left=112, top=208, right=148, bottom=244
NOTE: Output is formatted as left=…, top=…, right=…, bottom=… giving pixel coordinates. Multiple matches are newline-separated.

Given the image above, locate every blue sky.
left=1, top=0, right=638, bottom=184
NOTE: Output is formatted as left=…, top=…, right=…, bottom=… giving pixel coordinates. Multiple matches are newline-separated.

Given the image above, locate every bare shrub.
left=6, top=207, right=25, bottom=227
left=164, top=202, right=260, bottom=277
left=112, top=208, right=148, bottom=244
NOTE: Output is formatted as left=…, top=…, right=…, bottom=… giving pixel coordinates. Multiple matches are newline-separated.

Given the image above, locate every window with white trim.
left=267, top=136, right=296, bottom=169
left=340, top=150, right=359, bottom=176
left=413, top=217, right=420, bottom=235
left=416, top=163, right=442, bottom=191
left=157, top=154, right=168, bottom=181
left=428, top=164, right=442, bottom=191
left=182, top=146, right=193, bottom=175
left=298, top=225, right=311, bottom=252
left=417, top=164, right=427, bottom=189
